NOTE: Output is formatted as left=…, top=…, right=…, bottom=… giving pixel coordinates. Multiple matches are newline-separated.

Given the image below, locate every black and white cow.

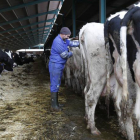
left=104, top=4, right=140, bottom=140
left=0, top=49, right=13, bottom=73
left=12, top=52, right=23, bottom=66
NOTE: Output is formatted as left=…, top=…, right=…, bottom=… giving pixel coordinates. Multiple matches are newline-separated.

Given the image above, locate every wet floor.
left=0, top=58, right=126, bottom=140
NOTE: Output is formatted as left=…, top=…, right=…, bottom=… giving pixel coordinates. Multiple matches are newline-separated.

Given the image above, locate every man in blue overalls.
left=49, top=27, right=79, bottom=111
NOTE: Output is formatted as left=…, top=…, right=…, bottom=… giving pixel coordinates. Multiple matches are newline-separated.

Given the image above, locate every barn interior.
left=0, top=0, right=139, bottom=139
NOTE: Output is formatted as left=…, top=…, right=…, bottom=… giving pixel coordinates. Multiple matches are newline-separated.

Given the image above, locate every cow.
left=4, top=49, right=12, bottom=59
left=12, top=52, right=23, bottom=66
left=64, top=47, right=85, bottom=95
left=104, top=4, right=140, bottom=140
left=79, top=22, right=110, bottom=135
left=0, top=49, right=13, bottom=73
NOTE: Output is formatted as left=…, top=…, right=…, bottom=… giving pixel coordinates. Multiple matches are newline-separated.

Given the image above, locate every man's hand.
left=71, top=36, right=79, bottom=40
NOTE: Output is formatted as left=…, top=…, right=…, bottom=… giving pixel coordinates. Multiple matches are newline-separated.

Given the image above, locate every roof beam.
left=0, top=25, right=52, bottom=41
left=0, top=10, right=59, bottom=26
left=19, top=36, right=43, bottom=42
left=0, top=34, right=34, bottom=46
left=0, top=0, right=62, bottom=13
left=6, top=0, right=31, bottom=49
left=9, top=30, right=49, bottom=44
left=0, top=40, right=24, bottom=49
left=0, top=35, right=31, bottom=47
left=1, top=39, right=33, bottom=47
left=18, top=30, right=49, bottom=39
left=12, top=33, right=48, bottom=41
left=0, top=18, right=54, bottom=34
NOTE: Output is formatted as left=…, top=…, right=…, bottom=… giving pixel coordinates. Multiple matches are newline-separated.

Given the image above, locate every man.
left=49, top=27, right=79, bottom=111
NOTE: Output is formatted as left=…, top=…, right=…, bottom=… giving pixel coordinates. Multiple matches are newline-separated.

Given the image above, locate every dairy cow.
left=79, top=23, right=110, bottom=135
left=64, top=47, right=85, bottom=95
left=12, top=52, right=23, bottom=66
left=0, top=49, right=13, bottom=73
left=104, top=5, right=140, bottom=140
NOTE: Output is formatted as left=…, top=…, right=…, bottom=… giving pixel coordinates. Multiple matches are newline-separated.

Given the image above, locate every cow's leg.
left=134, top=83, right=140, bottom=128
left=114, top=58, right=123, bottom=87
left=120, top=26, right=129, bottom=100
left=74, top=71, right=81, bottom=93
left=87, top=81, right=105, bottom=135
left=78, top=76, right=84, bottom=94
left=134, top=54, right=140, bottom=88
left=124, top=112, right=135, bottom=140
left=84, top=90, right=89, bottom=123
left=113, top=80, right=126, bottom=135
left=84, top=84, right=90, bottom=122
left=86, top=84, right=93, bottom=130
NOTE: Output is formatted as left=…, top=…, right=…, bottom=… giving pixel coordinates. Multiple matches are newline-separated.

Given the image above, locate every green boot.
left=57, top=92, right=64, bottom=107
left=51, top=92, right=61, bottom=111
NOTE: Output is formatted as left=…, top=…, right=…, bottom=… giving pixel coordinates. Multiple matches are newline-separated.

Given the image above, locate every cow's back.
left=79, top=23, right=107, bottom=83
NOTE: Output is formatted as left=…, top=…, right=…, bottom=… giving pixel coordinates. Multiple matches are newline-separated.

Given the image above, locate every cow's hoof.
left=91, top=129, right=101, bottom=135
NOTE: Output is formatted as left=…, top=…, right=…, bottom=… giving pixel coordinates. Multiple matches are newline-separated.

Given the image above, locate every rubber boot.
left=51, top=92, right=61, bottom=111
left=57, top=92, right=64, bottom=107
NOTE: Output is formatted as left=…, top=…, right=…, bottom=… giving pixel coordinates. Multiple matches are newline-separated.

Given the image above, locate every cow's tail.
left=104, top=20, right=112, bottom=118
left=104, top=20, right=111, bottom=97
left=120, top=6, right=140, bottom=100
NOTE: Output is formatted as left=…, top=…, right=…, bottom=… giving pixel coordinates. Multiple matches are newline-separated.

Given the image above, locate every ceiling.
left=0, top=0, right=139, bottom=51
left=44, top=0, right=139, bottom=49
left=0, top=0, right=63, bottom=51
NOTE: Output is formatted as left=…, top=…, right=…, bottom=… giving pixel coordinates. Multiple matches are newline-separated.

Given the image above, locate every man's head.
left=60, top=27, right=71, bottom=40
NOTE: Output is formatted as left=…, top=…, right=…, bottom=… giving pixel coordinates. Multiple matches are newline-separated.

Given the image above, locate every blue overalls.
left=49, top=34, right=79, bottom=93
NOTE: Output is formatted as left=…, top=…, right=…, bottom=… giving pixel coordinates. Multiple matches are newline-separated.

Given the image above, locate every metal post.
left=72, top=0, right=76, bottom=37
left=99, top=0, right=106, bottom=23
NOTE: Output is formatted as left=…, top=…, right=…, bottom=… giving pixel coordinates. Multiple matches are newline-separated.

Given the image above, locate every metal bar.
left=0, top=25, right=51, bottom=40
left=99, top=0, right=106, bottom=23
left=19, top=37, right=43, bottom=42
left=43, top=0, right=64, bottom=43
left=0, top=10, right=59, bottom=26
left=0, top=39, right=33, bottom=46
left=6, top=0, right=32, bottom=47
left=0, top=18, right=54, bottom=34
left=0, top=0, right=63, bottom=13
left=0, top=14, right=28, bottom=47
left=13, top=33, right=48, bottom=41
left=43, top=1, right=64, bottom=43
left=18, top=30, right=49, bottom=39
left=0, top=40, right=24, bottom=48
left=72, top=0, right=76, bottom=37
left=23, top=0, right=36, bottom=46
left=40, top=0, right=50, bottom=44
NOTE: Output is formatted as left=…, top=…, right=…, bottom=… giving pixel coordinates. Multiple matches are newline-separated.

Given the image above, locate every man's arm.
left=60, top=51, right=73, bottom=59
left=54, top=42, right=73, bottom=59
left=66, top=40, right=79, bottom=47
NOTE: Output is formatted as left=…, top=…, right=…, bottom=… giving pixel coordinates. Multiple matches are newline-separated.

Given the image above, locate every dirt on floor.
left=0, top=58, right=126, bottom=140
